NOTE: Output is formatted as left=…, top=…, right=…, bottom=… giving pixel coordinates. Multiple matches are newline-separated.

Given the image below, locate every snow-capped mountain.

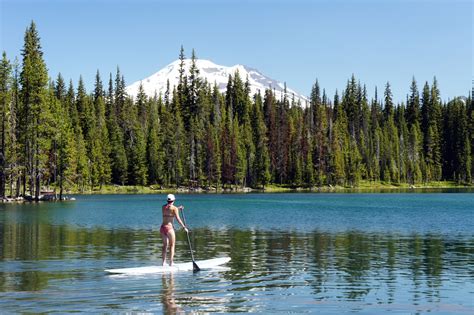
left=125, top=59, right=308, bottom=105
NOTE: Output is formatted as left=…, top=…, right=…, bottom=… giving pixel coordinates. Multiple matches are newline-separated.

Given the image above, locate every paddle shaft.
left=180, top=207, right=200, bottom=272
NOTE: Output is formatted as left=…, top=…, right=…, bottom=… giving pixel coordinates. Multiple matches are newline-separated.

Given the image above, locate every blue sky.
left=1, top=0, right=472, bottom=103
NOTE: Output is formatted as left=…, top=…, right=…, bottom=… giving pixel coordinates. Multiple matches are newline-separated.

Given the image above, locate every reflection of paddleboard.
left=105, top=257, right=231, bottom=274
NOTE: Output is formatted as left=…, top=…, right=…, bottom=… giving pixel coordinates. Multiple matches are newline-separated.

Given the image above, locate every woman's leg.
left=161, top=232, right=169, bottom=266
left=168, top=229, right=176, bottom=266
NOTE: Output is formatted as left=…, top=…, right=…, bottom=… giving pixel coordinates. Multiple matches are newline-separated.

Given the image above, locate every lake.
left=0, top=193, right=473, bottom=313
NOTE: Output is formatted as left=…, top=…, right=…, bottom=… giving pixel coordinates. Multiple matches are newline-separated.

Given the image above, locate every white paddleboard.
left=105, top=257, right=231, bottom=274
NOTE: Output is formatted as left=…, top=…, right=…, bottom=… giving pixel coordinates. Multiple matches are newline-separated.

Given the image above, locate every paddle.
left=180, top=206, right=200, bottom=272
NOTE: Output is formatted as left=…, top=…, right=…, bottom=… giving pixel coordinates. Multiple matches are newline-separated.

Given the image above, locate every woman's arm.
left=174, top=206, right=189, bottom=232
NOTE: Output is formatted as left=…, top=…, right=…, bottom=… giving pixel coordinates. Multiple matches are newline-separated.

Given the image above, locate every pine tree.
left=251, top=92, right=270, bottom=188
left=381, top=85, right=400, bottom=183
left=232, top=70, right=248, bottom=124
left=429, top=78, right=442, bottom=180
left=288, top=107, right=303, bottom=186
left=19, top=21, right=50, bottom=199
left=470, top=89, right=474, bottom=182
left=67, top=80, right=79, bottom=128
left=162, top=88, right=185, bottom=187
left=406, top=77, right=421, bottom=127
left=7, top=58, right=20, bottom=197
left=394, top=105, right=407, bottom=183
left=358, top=85, right=371, bottom=179
left=195, top=86, right=213, bottom=186
left=114, top=68, right=126, bottom=128
left=45, top=81, right=62, bottom=194
left=203, top=119, right=222, bottom=189
left=121, top=95, right=147, bottom=186
left=240, top=80, right=254, bottom=187
left=263, top=89, right=277, bottom=182
left=407, top=123, right=423, bottom=184
left=233, top=117, right=246, bottom=186
left=347, top=134, right=362, bottom=186
left=77, top=77, right=99, bottom=189
left=340, top=78, right=363, bottom=186
left=369, top=87, right=382, bottom=181
left=343, top=75, right=360, bottom=138
left=421, top=81, right=433, bottom=181
left=184, top=50, right=206, bottom=187
left=205, top=85, right=224, bottom=189
left=136, top=82, right=148, bottom=130
left=107, top=74, right=127, bottom=185
left=383, top=82, right=394, bottom=121
left=177, top=46, right=189, bottom=129
left=93, top=72, right=111, bottom=188
left=444, top=98, right=471, bottom=183
left=0, top=52, right=11, bottom=198
left=405, top=78, right=423, bottom=184
left=275, top=97, right=290, bottom=184
left=54, top=74, right=75, bottom=199
left=147, top=97, right=164, bottom=185
left=188, top=49, right=201, bottom=119
left=310, top=79, right=328, bottom=186
left=220, top=103, right=234, bottom=187
left=54, top=73, right=66, bottom=103
left=73, top=119, right=89, bottom=191
left=422, top=81, right=441, bottom=183
left=76, top=76, right=92, bottom=139
left=330, top=91, right=347, bottom=185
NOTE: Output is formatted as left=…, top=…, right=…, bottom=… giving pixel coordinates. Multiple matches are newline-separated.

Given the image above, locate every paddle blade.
left=192, top=261, right=201, bottom=272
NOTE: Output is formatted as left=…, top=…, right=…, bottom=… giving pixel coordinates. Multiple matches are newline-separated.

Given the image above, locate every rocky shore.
left=1, top=194, right=76, bottom=203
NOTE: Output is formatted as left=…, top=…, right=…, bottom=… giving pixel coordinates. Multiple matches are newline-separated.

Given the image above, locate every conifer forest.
left=0, top=22, right=472, bottom=199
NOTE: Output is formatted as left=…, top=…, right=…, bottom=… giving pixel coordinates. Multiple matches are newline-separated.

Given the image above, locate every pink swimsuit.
left=160, top=224, right=173, bottom=236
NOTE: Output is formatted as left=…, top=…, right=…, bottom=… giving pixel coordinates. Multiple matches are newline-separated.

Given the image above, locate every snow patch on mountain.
left=125, top=59, right=308, bottom=105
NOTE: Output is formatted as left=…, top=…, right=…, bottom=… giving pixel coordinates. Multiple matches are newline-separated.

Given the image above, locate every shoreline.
left=65, top=181, right=473, bottom=195
left=2, top=181, right=472, bottom=202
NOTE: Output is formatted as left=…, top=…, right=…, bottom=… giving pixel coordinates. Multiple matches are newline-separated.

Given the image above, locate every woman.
left=161, top=194, right=188, bottom=267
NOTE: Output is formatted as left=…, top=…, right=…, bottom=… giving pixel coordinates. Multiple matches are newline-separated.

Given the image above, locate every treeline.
left=0, top=22, right=473, bottom=199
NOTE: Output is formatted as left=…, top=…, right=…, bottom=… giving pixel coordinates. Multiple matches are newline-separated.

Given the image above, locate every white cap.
left=167, top=194, right=176, bottom=202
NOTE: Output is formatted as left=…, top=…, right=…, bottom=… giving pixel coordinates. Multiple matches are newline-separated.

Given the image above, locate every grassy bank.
left=64, top=181, right=471, bottom=195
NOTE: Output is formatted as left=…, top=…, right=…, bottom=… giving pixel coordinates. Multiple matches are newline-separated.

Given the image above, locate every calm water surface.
left=0, top=193, right=473, bottom=313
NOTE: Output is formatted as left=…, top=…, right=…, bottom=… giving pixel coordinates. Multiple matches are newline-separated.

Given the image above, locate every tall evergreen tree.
left=19, top=21, right=50, bottom=199
left=383, top=82, right=394, bottom=121
left=93, top=71, right=111, bottom=188
left=147, top=97, right=164, bottom=185
left=162, top=88, right=185, bottom=186
left=136, top=82, right=148, bottom=129
left=107, top=74, right=127, bottom=185
left=330, top=91, right=347, bottom=185
left=54, top=73, right=66, bottom=103
left=0, top=52, right=11, bottom=198
left=251, top=92, right=270, bottom=188
left=343, top=75, right=360, bottom=138
left=369, top=90, right=382, bottom=181
left=444, top=98, right=471, bottom=182
left=310, top=79, right=328, bottom=185
left=53, top=74, right=75, bottom=199
left=406, top=77, right=421, bottom=127
left=7, top=58, right=20, bottom=197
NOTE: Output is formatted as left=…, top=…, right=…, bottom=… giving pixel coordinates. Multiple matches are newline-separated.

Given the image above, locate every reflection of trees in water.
left=306, top=232, right=465, bottom=303
left=0, top=222, right=472, bottom=301
left=215, top=229, right=471, bottom=304
left=333, top=233, right=372, bottom=300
